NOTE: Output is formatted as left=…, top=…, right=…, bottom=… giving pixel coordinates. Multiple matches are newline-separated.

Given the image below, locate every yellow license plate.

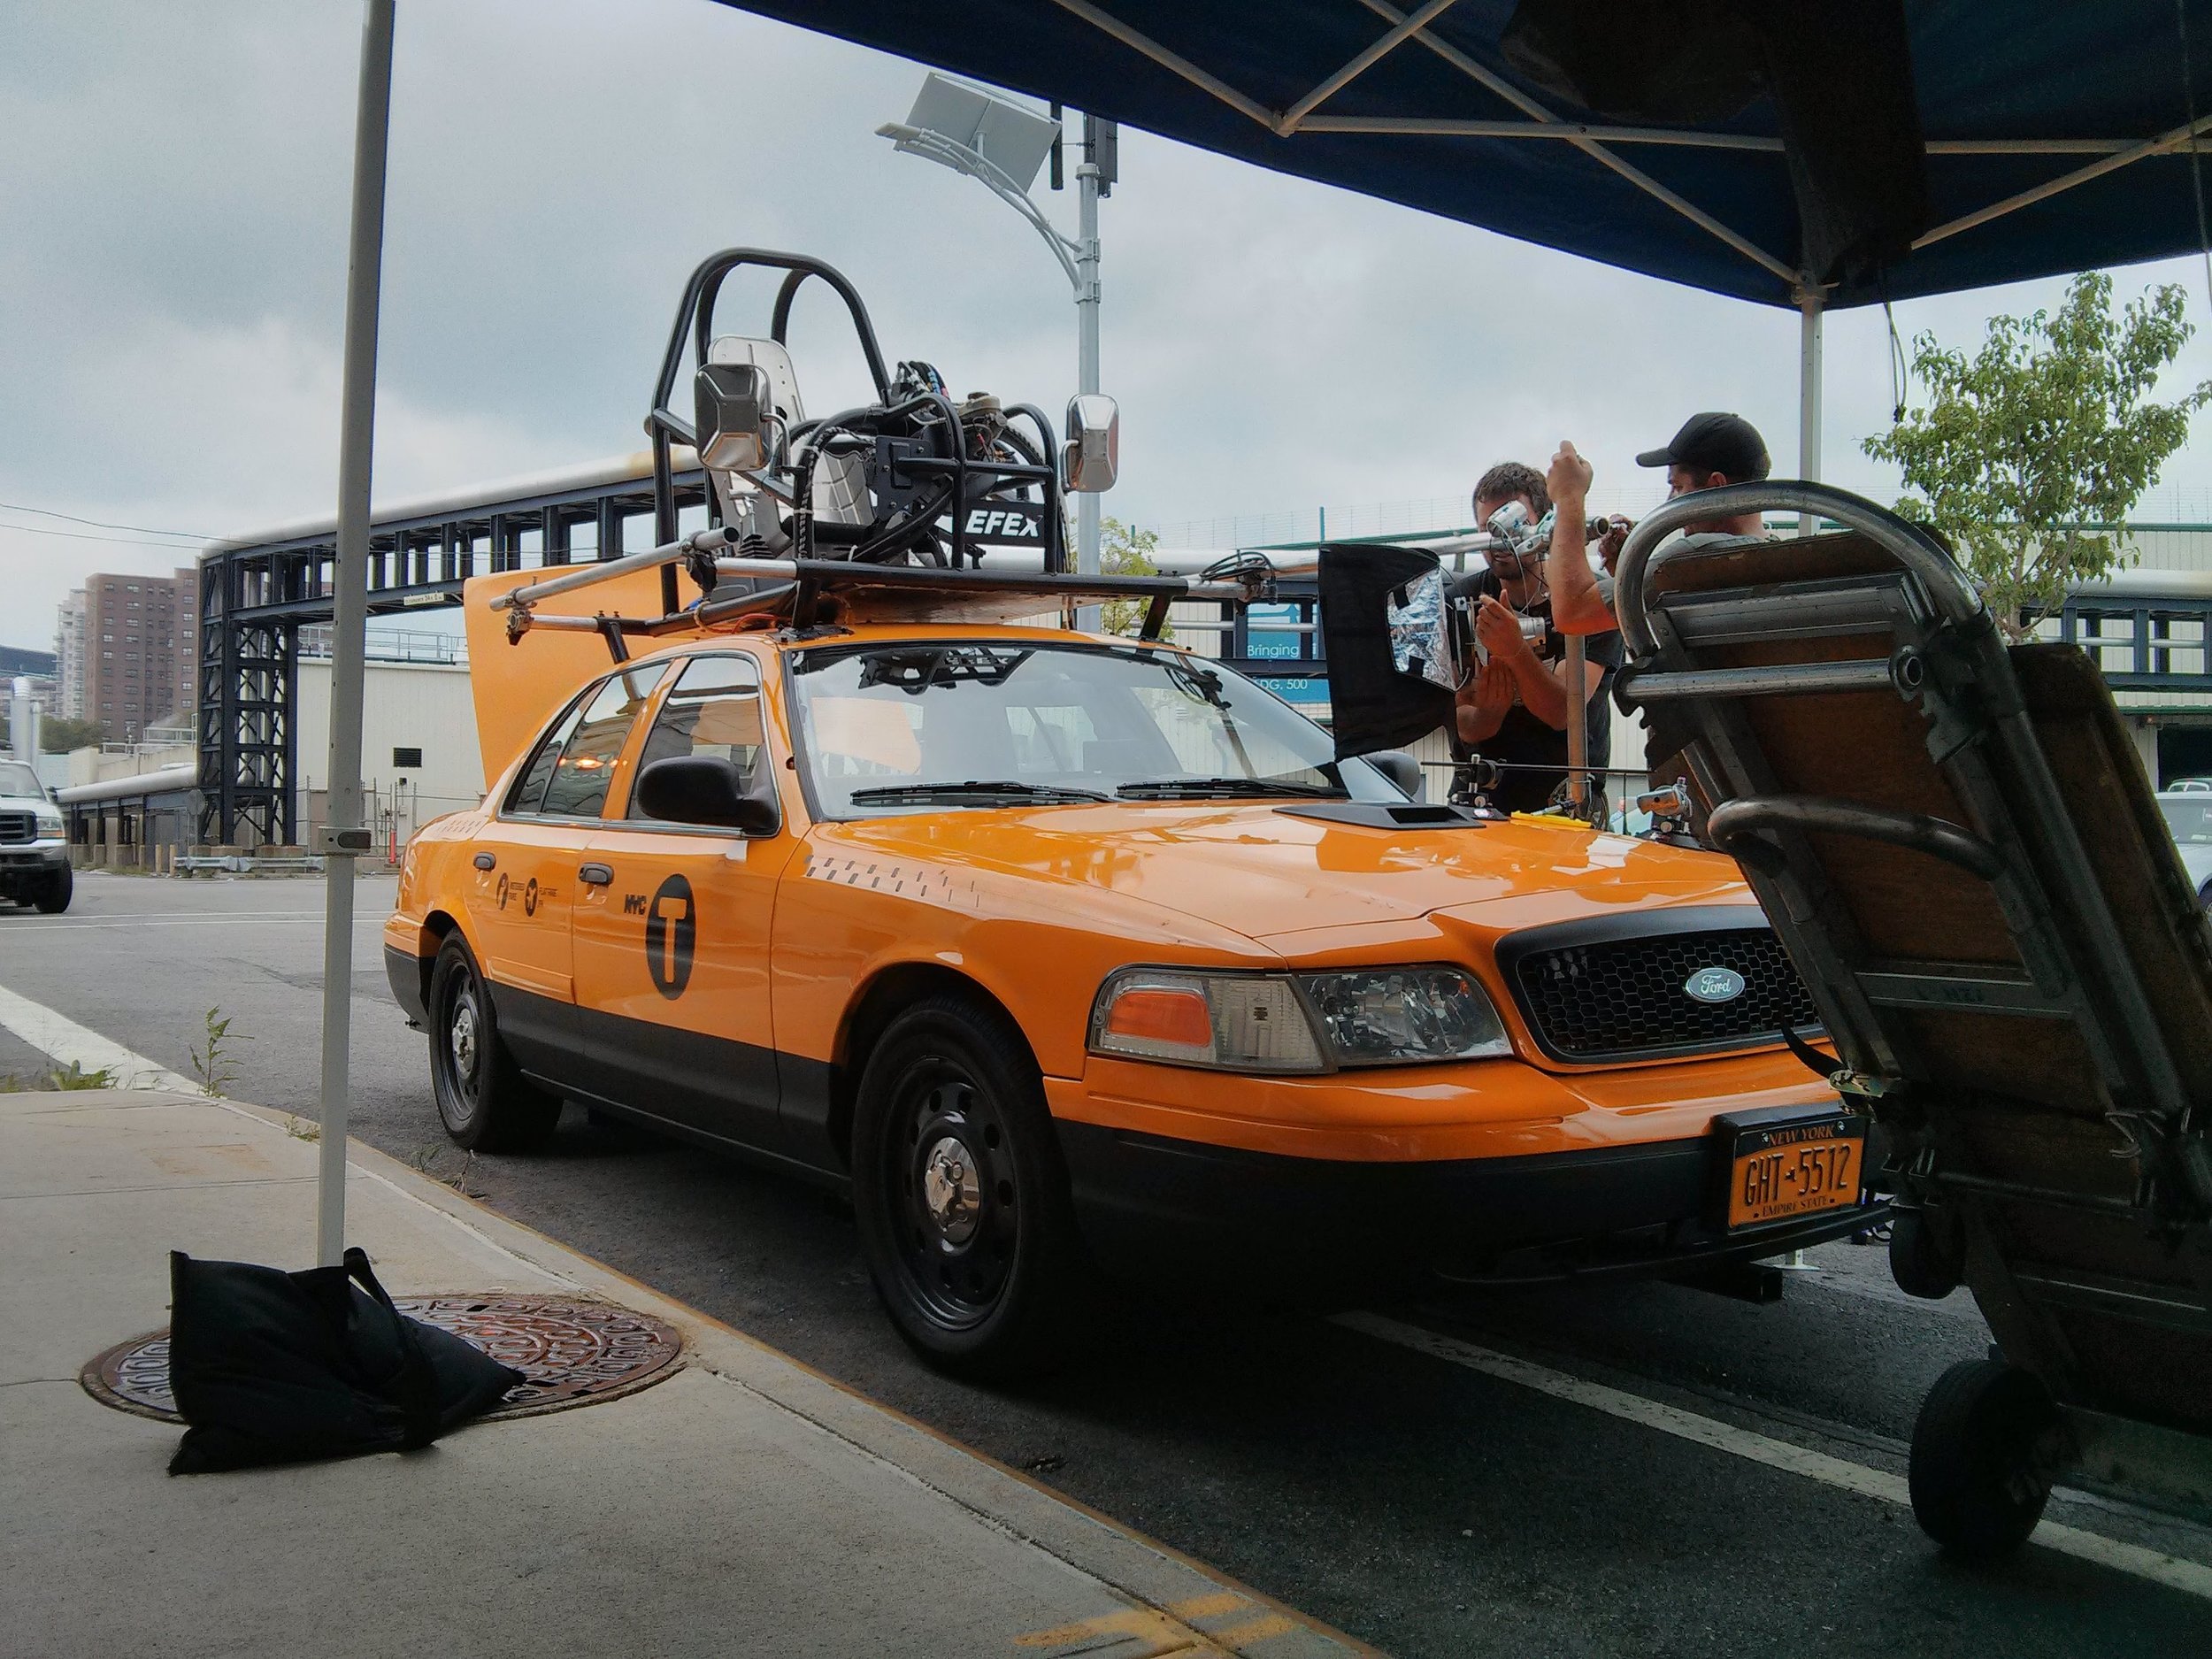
left=1726, top=1113, right=1865, bottom=1230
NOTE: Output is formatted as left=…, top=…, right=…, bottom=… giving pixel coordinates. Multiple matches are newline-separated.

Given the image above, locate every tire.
left=1888, top=1206, right=1962, bottom=1300
left=1909, top=1359, right=2062, bottom=1560
left=850, top=995, right=1088, bottom=1380
left=33, top=864, right=71, bottom=914
left=426, top=933, right=560, bottom=1152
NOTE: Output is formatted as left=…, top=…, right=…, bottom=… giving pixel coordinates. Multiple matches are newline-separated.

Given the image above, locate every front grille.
left=1508, top=925, right=1818, bottom=1063
left=0, top=812, right=33, bottom=846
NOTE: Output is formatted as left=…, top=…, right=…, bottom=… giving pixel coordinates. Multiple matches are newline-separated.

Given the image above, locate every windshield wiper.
left=847, top=780, right=1111, bottom=806
left=1115, top=777, right=1345, bottom=800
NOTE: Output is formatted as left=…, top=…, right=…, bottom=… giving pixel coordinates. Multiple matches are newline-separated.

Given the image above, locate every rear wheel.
left=1909, top=1359, right=2062, bottom=1560
left=427, top=933, right=560, bottom=1152
left=850, top=995, right=1087, bottom=1380
left=33, top=864, right=71, bottom=914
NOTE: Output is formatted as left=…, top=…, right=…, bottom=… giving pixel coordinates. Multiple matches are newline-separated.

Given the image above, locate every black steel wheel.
left=1909, top=1359, right=2062, bottom=1560
left=427, top=933, right=560, bottom=1152
left=1888, top=1206, right=1962, bottom=1300
left=33, top=864, right=71, bottom=914
left=851, top=995, right=1087, bottom=1380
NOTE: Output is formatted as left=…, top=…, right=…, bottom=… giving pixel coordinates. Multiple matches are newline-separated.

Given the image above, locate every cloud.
left=6, top=0, right=2212, bottom=651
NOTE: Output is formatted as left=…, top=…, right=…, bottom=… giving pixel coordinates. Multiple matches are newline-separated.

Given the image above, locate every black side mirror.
left=634, top=755, right=778, bottom=833
left=1366, top=749, right=1425, bottom=801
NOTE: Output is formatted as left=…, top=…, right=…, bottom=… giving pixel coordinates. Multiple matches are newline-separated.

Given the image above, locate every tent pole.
left=316, top=0, right=395, bottom=1267
left=1797, top=284, right=1823, bottom=537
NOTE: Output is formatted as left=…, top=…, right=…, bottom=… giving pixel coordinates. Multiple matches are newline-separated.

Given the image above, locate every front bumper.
left=1056, top=1118, right=1889, bottom=1301
left=0, top=839, right=70, bottom=876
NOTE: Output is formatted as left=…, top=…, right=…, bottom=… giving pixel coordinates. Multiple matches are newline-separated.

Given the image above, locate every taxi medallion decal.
left=645, top=874, right=696, bottom=999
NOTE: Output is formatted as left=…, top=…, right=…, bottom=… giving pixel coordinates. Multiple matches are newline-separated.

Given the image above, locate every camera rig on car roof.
left=491, top=249, right=1272, bottom=659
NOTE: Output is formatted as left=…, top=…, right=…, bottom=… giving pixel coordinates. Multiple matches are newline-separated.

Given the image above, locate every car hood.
left=818, top=802, right=1755, bottom=948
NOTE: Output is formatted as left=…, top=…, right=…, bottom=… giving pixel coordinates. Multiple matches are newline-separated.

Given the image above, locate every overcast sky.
left=9, top=0, right=2212, bottom=655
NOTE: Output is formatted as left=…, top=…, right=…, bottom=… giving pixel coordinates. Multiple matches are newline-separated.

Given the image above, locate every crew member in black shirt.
left=1451, top=462, right=1624, bottom=816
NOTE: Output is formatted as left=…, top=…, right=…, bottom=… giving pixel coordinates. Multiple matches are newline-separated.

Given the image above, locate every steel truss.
left=196, top=459, right=708, bottom=845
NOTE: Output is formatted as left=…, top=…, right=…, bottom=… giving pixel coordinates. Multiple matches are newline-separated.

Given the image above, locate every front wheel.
left=33, top=864, right=71, bottom=914
left=1909, top=1359, right=2062, bottom=1560
left=426, top=934, right=560, bottom=1152
left=850, top=996, right=1088, bottom=1380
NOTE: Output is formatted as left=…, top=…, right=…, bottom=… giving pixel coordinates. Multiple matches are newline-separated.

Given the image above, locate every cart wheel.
left=1909, top=1359, right=2061, bottom=1560
left=1888, top=1207, right=1962, bottom=1299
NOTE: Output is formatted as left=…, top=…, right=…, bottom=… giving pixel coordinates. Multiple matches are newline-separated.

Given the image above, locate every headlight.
left=35, top=810, right=63, bottom=836
left=1089, top=964, right=1510, bottom=1071
left=1298, top=966, right=1510, bottom=1065
left=1089, top=969, right=1326, bottom=1072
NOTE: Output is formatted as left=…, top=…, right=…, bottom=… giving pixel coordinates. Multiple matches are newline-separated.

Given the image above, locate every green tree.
left=1863, top=272, right=2212, bottom=640
left=39, top=716, right=104, bottom=753
left=1096, top=518, right=1171, bottom=640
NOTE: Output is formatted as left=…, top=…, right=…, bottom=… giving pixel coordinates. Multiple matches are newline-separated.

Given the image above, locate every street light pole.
left=879, top=79, right=1115, bottom=595
left=1075, top=150, right=1102, bottom=580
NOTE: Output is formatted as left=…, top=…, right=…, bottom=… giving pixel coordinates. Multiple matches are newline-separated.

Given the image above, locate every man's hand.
left=1475, top=595, right=1538, bottom=666
left=1455, top=660, right=1517, bottom=743
left=1595, top=514, right=1632, bottom=573
left=1548, top=441, right=1593, bottom=510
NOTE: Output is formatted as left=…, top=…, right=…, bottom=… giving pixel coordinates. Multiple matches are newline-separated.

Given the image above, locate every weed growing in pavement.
left=445, top=1150, right=482, bottom=1197
left=285, top=1115, right=320, bottom=1143
left=0, top=1061, right=117, bottom=1092
left=188, top=1007, right=250, bottom=1098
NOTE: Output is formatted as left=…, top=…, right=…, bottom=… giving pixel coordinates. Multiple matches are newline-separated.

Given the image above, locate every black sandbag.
left=165, top=1246, right=522, bottom=1474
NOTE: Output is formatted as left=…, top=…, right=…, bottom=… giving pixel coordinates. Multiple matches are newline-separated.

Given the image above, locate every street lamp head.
left=893, top=73, right=1059, bottom=195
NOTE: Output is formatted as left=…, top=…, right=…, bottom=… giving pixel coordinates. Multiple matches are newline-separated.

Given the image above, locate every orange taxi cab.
left=386, top=578, right=1875, bottom=1377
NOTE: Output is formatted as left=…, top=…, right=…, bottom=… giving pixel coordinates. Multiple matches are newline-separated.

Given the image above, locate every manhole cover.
left=80, top=1294, right=685, bottom=1424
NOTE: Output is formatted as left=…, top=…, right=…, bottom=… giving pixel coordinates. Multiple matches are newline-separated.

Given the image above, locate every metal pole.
left=1797, top=285, right=1823, bottom=537
left=1074, top=152, right=1103, bottom=629
left=1564, top=632, right=1588, bottom=816
left=316, top=0, right=394, bottom=1267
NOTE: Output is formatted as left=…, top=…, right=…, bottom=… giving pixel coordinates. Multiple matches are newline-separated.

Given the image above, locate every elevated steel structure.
left=197, top=453, right=708, bottom=846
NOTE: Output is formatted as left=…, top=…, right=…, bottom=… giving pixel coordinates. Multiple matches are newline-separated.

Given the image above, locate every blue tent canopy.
left=725, top=0, right=2212, bottom=309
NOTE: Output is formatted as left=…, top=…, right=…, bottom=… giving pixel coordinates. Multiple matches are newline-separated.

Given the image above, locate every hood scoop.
left=1274, top=802, right=1491, bottom=832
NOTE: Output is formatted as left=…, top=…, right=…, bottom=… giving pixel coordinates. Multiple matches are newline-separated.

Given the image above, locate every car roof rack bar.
left=489, top=526, right=734, bottom=612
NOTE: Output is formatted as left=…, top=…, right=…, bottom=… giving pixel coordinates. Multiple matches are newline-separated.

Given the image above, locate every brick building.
left=67, top=570, right=197, bottom=741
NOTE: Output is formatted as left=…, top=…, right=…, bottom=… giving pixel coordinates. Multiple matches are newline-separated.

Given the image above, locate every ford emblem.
left=1684, top=966, right=1746, bottom=1004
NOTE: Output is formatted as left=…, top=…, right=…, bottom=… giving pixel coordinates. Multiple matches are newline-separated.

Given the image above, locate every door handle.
left=473, top=852, right=495, bottom=871
left=578, top=863, right=614, bottom=887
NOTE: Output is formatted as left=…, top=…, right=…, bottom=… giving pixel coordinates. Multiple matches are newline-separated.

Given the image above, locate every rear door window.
left=510, top=664, right=668, bottom=819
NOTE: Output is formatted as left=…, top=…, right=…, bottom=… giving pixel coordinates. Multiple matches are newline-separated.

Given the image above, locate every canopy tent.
left=723, top=0, right=2212, bottom=311
left=302, top=0, right=2212, bottom=1262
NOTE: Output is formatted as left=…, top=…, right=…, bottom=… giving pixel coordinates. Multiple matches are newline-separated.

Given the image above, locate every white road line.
left=0, top=915, right=328, bottom=932
left=0, top=981, right=199, bottom=1092
left=1339, top=1311, right=2212, bottom=1601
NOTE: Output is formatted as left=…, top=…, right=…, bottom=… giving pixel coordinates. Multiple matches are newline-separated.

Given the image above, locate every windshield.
left=0, top=761, right=44, bottom=800
left=789, top=641, right=1400, bottom=818
left=2161, top=795, right=2212, bottom=844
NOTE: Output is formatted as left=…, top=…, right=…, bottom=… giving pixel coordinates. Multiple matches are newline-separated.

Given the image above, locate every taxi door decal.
left=645, top=873, right=696, bottom=999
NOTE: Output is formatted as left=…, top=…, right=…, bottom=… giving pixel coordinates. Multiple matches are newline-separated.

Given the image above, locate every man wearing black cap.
left=1543, top=413, right=1772, bottom=636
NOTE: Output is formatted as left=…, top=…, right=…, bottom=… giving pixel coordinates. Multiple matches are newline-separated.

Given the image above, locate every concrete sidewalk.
left=0, top=1087, right=1369, bottom=1659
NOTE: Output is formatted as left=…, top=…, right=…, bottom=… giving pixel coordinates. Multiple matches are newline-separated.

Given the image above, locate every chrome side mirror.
left=1062, top=393, right=1119, bottom=493
left=695, top=363, right=772, bottom=474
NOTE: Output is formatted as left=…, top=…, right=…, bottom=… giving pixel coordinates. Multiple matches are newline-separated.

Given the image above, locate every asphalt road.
left=5, top=871, right=2208, bottom=1657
